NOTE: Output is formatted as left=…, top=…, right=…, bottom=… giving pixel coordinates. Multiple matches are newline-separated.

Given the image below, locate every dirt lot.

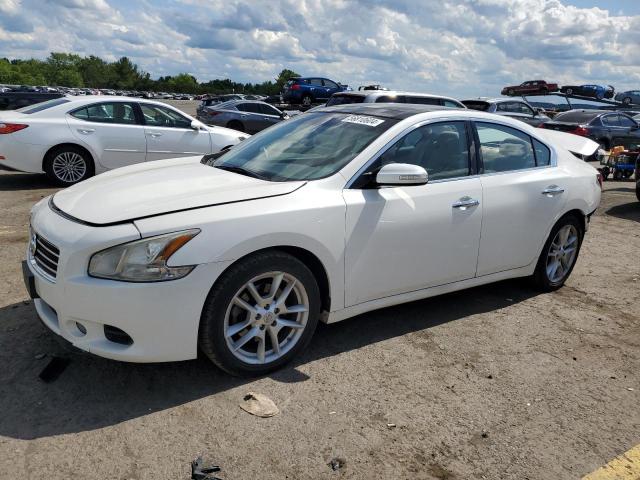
left=0, top=171, right=638, bottom=480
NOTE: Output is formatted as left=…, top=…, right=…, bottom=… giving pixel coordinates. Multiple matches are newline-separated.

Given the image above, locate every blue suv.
left=282, top=77, right=349, bottom=106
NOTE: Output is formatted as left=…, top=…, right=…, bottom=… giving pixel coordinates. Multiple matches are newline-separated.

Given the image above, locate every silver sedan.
left=197, top=100, right=289, bottom=133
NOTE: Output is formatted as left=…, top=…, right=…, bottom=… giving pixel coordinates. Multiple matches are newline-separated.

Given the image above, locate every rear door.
left=68, top=101, right=146, bottom=169
left=602, top=114, right=629, bottom=148
left=616, top=114, right=640, bottom=149
left=139, top=103, right=211, bottom=161
left=474, top=121, right=566, bottom=275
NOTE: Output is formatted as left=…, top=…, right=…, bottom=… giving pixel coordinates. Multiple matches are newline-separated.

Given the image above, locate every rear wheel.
left=507, top=89, right=515, bottom=96
left=44, top=146, right=94, bottom=186
left=623, top=97, right=632, bottom=105
left=199, top=251, right=321, bottom=376
left=565, top=88, right=574, bottom=95
left=301, top=94, right=313, bottom=107
left=532, top=215, right=583, bottom=291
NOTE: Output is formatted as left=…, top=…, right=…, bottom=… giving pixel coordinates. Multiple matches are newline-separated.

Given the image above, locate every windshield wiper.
left=214, top=165, right=271, bottom=181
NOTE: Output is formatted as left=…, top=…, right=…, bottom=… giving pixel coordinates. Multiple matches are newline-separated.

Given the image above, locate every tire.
left=541, top=88, right=549, bottom=95
left=600, top=166, right=610, bottom=180
left=507, top=89, right=515, bottom=96
left=199, top=250, right=321, bottom=376
left=531, top=215, right=584, bottom=292
left=301, top=94, right=313, bottom=107
left=226, top=120, right=244, bottom=132
left=44, top=145, right=94, bottom=187
left=623, top=97, right=632, bottom=105
left=636, top=181, right=640, bottom=202
left=565, top=88, right=573, bottom=95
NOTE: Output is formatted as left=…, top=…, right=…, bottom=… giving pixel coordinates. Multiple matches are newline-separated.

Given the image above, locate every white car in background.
left=24, top=104, right=601, bottom=376
left=0, top=96, right=246, bottom=185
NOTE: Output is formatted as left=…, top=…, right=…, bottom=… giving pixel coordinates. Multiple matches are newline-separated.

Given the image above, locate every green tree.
left=275, top=68, right=300, bottom=92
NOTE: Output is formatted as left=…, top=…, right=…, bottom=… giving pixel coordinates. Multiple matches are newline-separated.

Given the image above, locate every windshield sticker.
left=341, top=115, right=385, bottom=127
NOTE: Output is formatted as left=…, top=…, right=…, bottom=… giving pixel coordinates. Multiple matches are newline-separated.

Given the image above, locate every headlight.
left=88, top=229, right=200, bottom=282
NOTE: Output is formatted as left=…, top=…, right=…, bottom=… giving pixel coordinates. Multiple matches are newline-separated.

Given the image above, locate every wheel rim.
left=546, top=225, right=579, bottom=283
left=52, top=152, right=86, bottom=183
left=302, top=96, right=311, bottom=106
left=224, top=271, right=309, bottom=365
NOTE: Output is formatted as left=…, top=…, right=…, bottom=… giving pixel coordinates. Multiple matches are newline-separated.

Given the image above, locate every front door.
left=343, top=121, right=482, bottom=306
left=139, top=103, right=211, bottom=161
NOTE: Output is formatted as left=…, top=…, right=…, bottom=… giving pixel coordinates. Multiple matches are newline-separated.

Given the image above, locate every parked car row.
left=0, top=96, right=246, bottom=185
left=501, top=80, right=640, bottom=105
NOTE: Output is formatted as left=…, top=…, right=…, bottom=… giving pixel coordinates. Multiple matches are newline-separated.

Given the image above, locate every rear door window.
left=476, top=122, right=536, bottom=172
left=71, top=102, right=137, bottom=124
left=309, top=78, right=323, bottom=86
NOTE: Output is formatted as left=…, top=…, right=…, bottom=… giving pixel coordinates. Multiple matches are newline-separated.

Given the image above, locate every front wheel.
left=301, top=94, right=313, bottom=107
left=199, top=251, right=321, bottom=376
left=532, top=215, right=583, bottom=291
left=623, top=97, right=632, bottom=105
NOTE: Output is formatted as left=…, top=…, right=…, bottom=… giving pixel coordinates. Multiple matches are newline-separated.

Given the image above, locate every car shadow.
left=0, top=279, right=538, bottom=440
left=605, top=201, right=640, bottom=223
left=0, top=172, right=54, bottom=191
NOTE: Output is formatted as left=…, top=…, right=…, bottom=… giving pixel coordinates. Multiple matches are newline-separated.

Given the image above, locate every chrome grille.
left=33, top=234, right=60, bottom=279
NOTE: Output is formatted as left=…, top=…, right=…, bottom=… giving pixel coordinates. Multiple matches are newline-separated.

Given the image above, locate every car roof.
left=314, top=103, right=453, bottom=120
left=333, top=90, right=458, bottom=100
left=462, top=97, right=527, bottom=104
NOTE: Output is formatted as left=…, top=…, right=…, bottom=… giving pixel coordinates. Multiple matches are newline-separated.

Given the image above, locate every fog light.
left=75, top=321, right=87, bottom=335
left=104, top=325, right=133, bottom=346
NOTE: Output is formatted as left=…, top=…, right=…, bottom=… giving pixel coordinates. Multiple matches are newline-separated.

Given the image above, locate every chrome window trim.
left=345, top=115, right=557, bottom=189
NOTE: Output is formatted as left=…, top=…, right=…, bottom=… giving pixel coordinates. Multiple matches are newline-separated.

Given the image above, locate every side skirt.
left=324, top=264, right=535, bottom=324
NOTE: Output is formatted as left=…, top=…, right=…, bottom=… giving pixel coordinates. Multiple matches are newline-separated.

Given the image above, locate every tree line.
left=0, top=53, right=300, bottom=95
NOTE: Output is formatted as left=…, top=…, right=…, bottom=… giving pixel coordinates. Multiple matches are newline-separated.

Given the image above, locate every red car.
left=501, top=80, right=559, bottom=96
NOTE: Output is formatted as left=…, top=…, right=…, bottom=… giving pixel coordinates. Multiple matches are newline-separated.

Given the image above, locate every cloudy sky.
left=1, top=0, right=639, bottom=97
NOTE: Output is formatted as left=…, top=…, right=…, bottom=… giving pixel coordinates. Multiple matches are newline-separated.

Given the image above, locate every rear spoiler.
left=536, top=129, right=599, bottom=157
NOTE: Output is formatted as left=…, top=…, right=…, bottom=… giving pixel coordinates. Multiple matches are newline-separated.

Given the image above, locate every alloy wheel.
left=546, top=225, right=579, bottom=283
left=52, top=151, right=87, bottom=183
left=223, top=271, right=309, bottom=365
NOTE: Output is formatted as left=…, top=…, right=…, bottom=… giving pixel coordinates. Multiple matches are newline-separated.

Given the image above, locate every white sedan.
left=24, top=104, right=601, bottom=376
left=0, top=96, right=246, bottom=185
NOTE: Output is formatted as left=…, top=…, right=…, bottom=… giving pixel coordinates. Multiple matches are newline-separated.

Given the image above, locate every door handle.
left=452, top=196, right=480, bottom=210
left=146, top=132, right=162, bottom=138
left=77, top=128, right=95, bottom=134
left=541, top=185, right=564, bottom=196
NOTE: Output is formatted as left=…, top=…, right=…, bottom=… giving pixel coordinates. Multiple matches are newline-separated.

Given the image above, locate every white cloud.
left=0, top=0, right=638, bottom=97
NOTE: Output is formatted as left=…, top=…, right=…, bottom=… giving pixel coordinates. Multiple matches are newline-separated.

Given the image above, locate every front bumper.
left=26, top=198, right=232, bottom=363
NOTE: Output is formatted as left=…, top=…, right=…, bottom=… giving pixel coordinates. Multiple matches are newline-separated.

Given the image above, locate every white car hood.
left=52, top=156, right=305, bottom=225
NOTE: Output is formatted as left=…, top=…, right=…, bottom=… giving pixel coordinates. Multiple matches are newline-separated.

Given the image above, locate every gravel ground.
left=0, top=170, right=638, bottom=480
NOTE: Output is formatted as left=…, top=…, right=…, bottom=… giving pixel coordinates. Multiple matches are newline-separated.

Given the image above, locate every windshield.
left=16, top=97, right=69, bottom=114
left=326, top=94, right=365, bottom=106
left=208, top=112, right=396, bottom=181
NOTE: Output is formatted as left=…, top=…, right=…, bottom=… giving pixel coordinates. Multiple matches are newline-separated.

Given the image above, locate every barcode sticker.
left=341, top=115, right=385, bottom=127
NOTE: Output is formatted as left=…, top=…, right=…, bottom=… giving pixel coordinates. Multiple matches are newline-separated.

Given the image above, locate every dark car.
left=635, top=156, right=640, bottom=202
left=462, top=98, right=550, bottom=126
left=560, top=84, right=614, bottom=100
left=198, top=100, right=288, bottom=133
left=282, top=77, right=349, bottom=106
left=501, top=80, right=559, bottom=96
left=540, top=109, right=640, bottom=151
left=0, top=91, right=65, bottom=110
left=196, top=95, right=247, bottom=118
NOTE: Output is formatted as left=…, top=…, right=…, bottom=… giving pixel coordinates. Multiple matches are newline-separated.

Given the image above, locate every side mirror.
left=376, top=163, right=428, bottom=186
left=191, top=120, right=204, bottom=130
